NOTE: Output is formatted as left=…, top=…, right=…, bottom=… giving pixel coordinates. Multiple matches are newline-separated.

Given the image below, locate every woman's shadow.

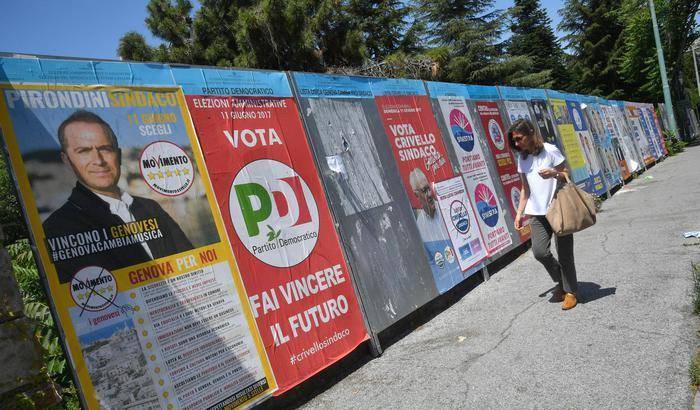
left=539, top=282, right=616, bottom=304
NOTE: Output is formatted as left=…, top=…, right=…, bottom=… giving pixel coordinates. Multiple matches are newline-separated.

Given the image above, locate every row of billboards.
left=0, top=55, right=665, bottom=409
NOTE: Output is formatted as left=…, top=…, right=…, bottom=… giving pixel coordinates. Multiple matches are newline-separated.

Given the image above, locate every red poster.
left=186, top=94, right=368, bottom=394
left=476, top=101, right=531, bottom=241
left=376, top=95, right=455, bottom=206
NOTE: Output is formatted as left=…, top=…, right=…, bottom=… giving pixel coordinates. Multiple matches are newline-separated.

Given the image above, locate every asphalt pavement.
left=300, top=145, right=700, bottom=409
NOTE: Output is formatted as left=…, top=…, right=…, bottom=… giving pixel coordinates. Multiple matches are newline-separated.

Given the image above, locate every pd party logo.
left=449, top=109, right=475, bottom=152
left=449, top=200, right=470, bottom=234
left=475, top=183, right=499, bottom=227
left=488, top=119, right=505, bottom=150
left=139, top=141, right=194, bottom=196
left=229, top=159, right=319, bottom=267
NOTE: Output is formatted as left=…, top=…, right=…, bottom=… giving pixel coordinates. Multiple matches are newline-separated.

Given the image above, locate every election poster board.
left=371, top=78, right=484, bottom=293
left=548, top=97, right=592, bottom=191
left=0, top=82, right=275, bottom=409
left=474, top=99, right=531, bottom=242
left=427, top=83, right=513, bottom=257
left=600, top=102, right=636, bottom=178
left=585, top=100, right=622, bottom=189
left=569, top=97, right=606, bottom=196
left=624, top=103, right=656, bottom=164
left=171, top=67, right=369, bottom=394
left=637, top=102, right=665, bottom=159
left=644, top=103, right=667, bottom=155
left=611, top=101, right=645, bottom=171
left=291, top=72, right=439, bottom=334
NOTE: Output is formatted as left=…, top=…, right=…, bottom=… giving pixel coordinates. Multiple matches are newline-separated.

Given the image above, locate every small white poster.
left=434, top=177, right=487, bottom=272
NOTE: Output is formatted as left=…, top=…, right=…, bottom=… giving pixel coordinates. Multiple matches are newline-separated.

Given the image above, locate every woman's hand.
left=514, top=212, right=523, bottom=231
left=537, top=168, right=559, bottom=179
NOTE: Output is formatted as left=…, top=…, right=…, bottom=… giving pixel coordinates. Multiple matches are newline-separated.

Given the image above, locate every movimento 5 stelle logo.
left=229, top=159, right=320, bottom=267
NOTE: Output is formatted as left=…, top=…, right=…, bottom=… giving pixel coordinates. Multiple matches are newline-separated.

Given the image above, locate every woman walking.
left=508, top=119, right=578, bottom=310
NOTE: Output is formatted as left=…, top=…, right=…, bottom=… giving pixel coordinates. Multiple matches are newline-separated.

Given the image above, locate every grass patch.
left=691, top=349, right=700, bottom=390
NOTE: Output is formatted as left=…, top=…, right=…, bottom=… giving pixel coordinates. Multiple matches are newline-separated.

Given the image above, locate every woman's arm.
left=538, top=163, right=569, bottom=181
left=514, top=173, right=530, bottom=231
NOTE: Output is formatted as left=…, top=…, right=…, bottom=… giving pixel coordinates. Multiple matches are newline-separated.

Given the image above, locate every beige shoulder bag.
left=545, top=174, right=597, bottom=236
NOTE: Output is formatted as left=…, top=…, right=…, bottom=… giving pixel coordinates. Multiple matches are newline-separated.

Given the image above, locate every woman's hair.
left=507, top=118, right=544, bottom=159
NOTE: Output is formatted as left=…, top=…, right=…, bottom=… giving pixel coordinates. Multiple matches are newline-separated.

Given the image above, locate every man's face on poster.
left=61, top=121, right=121, bottom=194
left=414, top=178, right=436, bottom=217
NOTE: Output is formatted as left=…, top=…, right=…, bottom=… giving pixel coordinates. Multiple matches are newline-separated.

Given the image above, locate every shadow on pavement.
left=539, top=281, right=616, bottom=304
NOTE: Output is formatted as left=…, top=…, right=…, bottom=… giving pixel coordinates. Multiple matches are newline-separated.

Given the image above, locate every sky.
left=0, top=0, right=567, bottom=61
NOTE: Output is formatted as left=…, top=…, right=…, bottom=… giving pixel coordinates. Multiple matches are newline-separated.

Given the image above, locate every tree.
left=616, top=0, right=699, bottom=137
left=117, top=32, right=154, bottom=61
left=559, top=0, right=626, bottom=98
left=346, top=0, right=412, bottom=61
left=508, top=0, right=568, bottom=88
left=416, top=0, right=534, bottom=85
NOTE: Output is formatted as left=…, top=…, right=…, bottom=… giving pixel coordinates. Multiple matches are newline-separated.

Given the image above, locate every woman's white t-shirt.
left=516, top=142, right=566, bottom=216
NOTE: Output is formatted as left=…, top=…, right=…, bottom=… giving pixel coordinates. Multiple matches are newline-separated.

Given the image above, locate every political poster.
left=638, top=103, right=665, bottom=158
left=172, top=67, right=369, bottom=394
left=0, top=83, right=275, bottom=409
left=291, top=72, right=438, bottom=335
left=585, top=101, right=621, bottom=189
left=569, top=99, right=605, bottom=195
left=644, top=104, right=667, bottom=155
left=600, top=103, right=636, bottom=177
left=611, top=102, right=645, bottom=170
left=548, top=97, right=591, bottom=191
left=503, top=100, right=532, bottom=123
left=475, top=100, right=531, bottom=241
left=523, top=88, right=562, bottom=150
left=434, top=177, right=487, bottom=271
left=623, top=103, right=655, bottom=165
left=434, top=93, right=512, bottom=256
left=372, top=78, right=482, bottom=292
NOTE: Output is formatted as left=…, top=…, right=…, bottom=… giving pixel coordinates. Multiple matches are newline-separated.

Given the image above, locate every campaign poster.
left=475, top=101, right=531, bottom=241
left=176, top=68, right=368, bottom=393
left=434, top=177, right=487, bottom=271
left=374, top=88, right=479, bottom=293
left=436, top=96, right=512, bottom=255
left=645, top=104, right=667, bottom=155
left=569, top=101, right=605, bottom=195
left=0, top=84, right=275, bottom=409
left=549, top=98, right=591, bottom=191
left=503, top=100, right=532, bottom=123
left=624, top=104, right=655, bottom=165
left=601, top=104, right=636, bottom=177
left=530, top=99, right=561, bottom=148
left=586, top=103, right=621, bottom=188
left=640, top=104, right=665, bottom=158
left=612, top=103, right=645, bottom=171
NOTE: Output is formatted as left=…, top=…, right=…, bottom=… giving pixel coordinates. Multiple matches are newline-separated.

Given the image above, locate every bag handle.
left=561, top=171, right=572, bottom=184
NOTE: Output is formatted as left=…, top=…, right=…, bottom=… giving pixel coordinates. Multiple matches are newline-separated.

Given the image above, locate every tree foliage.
left=508, top=0, right=568, bottom=88
left=415, top=0, right=535, bottom=85
left=559, top=0, right=626, bottom=98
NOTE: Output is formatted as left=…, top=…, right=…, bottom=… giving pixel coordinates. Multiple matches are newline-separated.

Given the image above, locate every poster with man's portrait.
left=4, top=87, right=219, bottom=283
left=0, top=83, right=275, bottom=409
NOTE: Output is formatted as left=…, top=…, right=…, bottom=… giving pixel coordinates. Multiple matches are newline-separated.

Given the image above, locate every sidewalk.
left=301, top=146, right=700, bottom=409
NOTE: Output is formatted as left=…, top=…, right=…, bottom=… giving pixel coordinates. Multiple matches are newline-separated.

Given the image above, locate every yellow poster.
left=549, top=98, right=588, bottom=183
left=0, top=84, right=276, bottom=409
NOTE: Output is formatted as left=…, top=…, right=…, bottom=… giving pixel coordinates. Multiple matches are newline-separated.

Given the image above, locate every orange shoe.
left=561, top=293, right=578, bottom=310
